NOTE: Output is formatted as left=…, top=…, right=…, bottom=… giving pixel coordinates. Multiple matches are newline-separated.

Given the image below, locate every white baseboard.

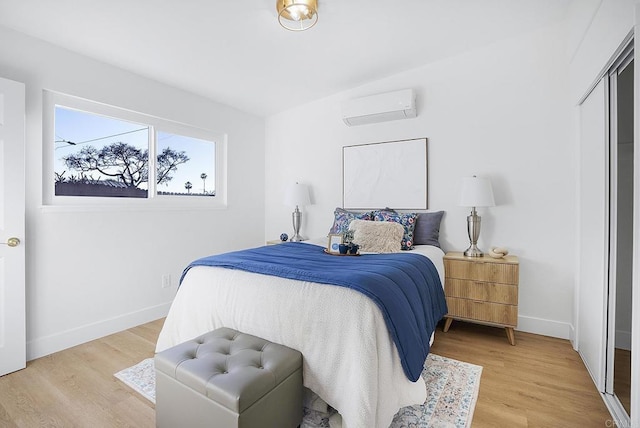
left=26, top=309, right=577, bottom=360
left=569, top=324, right=577, bottom=350
left=615, top=329, right=632, bottom=351
left=26, top=302, right=171, bottom=361
left=516, top=314, right=574, bottom=341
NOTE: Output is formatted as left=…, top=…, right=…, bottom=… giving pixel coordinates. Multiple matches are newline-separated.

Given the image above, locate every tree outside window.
left=54, top=107, right=216, bottom=198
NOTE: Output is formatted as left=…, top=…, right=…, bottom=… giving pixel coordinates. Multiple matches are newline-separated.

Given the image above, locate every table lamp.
left=284, top=182, right=311, bottom=242
left=458, top=175, right=495, bottom=257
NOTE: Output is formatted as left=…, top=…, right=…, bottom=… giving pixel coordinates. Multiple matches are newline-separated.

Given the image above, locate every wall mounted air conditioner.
left=341, top=88, right=417, bottom=126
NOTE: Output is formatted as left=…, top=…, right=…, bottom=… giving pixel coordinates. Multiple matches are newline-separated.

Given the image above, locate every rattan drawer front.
left=445, top=279, right=518, bottom=305
left=445, top=259, right=518, bottom=284
left=446, top=297, right=517, bottom=327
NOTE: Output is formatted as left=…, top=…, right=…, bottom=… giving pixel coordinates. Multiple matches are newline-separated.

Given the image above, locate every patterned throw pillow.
left=329, top=207, right=373, bottom=235
left=372, top=210, right=418, bottom=250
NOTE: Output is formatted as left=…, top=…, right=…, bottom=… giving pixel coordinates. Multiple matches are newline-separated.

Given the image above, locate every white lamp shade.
left=458, top=176, right=495, bottom=207
left=284, top=182, right=311, bottom=207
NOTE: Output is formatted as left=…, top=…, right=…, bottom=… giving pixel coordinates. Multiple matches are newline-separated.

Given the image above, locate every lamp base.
left=465, top=209, right=484, bottom=257
left=290, top=206, right=304, bottom=242
left=464, top=244, right=484, bottom=257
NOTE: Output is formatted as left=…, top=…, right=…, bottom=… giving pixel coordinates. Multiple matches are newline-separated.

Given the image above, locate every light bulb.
left=288, top=4, right=308, bottom=21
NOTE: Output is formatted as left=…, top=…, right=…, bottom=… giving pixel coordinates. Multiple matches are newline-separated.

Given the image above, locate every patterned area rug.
left=114, top=353, right=482, bottom=428
left=114, top=358, right=156, bottom=403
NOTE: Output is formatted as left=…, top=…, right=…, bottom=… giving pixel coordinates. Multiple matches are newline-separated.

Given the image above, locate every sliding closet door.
left=608, top=56, right=634, bottom=417
left=577, top=78, right=608, bottom=391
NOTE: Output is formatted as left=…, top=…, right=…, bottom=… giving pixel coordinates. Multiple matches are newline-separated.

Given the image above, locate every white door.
left=577, top=78, right=608, bottom=391
left=0, top=76, right=26, bottom=376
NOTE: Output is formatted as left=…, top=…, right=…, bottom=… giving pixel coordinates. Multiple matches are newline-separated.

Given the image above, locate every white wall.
left=569, top=0, right=635, bottom=104
left=265, top=22, right=575, bottom=339
left=0, top=26, right=265, bottom=359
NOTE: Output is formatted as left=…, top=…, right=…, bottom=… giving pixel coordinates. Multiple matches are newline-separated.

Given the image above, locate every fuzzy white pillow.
left=349, top=219, right=404, bottom=253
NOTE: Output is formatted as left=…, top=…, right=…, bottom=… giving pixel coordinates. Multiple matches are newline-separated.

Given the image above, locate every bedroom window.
left=43, top=91, right=226, bottom=208
left=54, top=107, right=152, bottom=198
left=156, top=131, right=216, bottom=197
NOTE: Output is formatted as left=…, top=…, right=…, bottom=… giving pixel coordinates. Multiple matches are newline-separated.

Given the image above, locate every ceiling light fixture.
left=277, top=0, right=318, bottom=31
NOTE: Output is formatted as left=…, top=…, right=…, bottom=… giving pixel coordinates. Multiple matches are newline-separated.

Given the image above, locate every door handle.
left=1, top=237, right=20, bottom=247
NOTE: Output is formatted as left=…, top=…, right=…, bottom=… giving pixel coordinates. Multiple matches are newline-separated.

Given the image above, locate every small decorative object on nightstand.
left=442, top=251, right=519, bottom=345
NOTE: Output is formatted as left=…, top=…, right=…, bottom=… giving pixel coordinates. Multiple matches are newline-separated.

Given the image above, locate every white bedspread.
left=156, top=242, right=445, bottom=428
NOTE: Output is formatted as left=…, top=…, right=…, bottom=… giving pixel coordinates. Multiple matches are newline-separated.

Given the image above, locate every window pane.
left=54, top=106, right=150, bottom=198
left=157, top=132, right=215, bottom=197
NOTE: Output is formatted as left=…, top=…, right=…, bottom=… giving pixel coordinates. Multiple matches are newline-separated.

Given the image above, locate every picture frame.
left=343, top=138, right=428, bottom=210
left=327, top=234, right=343, bottom=254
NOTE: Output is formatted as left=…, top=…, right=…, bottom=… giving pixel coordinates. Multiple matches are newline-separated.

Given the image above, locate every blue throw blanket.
left=180, top=242, right=448, bottom=382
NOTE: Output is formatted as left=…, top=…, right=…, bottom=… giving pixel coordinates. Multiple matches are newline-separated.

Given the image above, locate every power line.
left=55, top=127, right=148, bottom=148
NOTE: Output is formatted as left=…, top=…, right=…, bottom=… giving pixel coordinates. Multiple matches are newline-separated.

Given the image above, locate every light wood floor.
left=0, top=319, right=162, bottom=428
left=0, top=319, right=612, bottom=427
left=431, top=321, right=612, bottom=427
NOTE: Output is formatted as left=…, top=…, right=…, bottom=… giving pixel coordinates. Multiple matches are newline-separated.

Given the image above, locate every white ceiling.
left=0, top=0, right=571, bottom=117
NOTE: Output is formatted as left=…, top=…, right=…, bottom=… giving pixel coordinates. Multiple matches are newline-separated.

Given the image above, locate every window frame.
left=43, top=90, right=227, bottom=210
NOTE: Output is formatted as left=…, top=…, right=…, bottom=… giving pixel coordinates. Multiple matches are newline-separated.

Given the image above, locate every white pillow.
left=349, top=219, right=404, bottom=253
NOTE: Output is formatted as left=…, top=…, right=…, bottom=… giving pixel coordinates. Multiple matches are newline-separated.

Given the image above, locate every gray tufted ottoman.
left=155, top=327, right=303, bottom=428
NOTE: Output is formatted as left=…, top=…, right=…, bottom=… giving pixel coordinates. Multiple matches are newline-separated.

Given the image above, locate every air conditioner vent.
left=341, top=89, right=417, bottom=126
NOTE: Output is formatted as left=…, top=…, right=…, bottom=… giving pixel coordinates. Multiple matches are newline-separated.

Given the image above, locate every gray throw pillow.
left=413, top=211, right=445, bottom=248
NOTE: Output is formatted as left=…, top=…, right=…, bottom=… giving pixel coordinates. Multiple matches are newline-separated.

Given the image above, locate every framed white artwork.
left=342, top=138, right=428, bottom=210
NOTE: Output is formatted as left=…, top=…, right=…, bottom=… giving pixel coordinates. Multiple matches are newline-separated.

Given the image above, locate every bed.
left=156, top=233, right=446, bottom=428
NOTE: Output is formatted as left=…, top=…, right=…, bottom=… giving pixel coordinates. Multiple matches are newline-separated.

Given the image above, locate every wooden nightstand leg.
left=505, top=327, right=516, bottom=345
left=443, top=317, right=453, bottom=332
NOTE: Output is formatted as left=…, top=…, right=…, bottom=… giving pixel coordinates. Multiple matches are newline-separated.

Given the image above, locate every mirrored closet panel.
left=610, top=55, right=633, bottom=418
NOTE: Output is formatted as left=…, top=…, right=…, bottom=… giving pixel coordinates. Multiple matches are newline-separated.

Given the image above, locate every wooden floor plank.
left=0, top=317, right=614, bottom=427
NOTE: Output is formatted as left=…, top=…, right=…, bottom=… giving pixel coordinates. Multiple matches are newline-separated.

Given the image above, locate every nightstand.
left=442, top=252, right=519, bottom=345
left=266, top=239, right=285, bottom=245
